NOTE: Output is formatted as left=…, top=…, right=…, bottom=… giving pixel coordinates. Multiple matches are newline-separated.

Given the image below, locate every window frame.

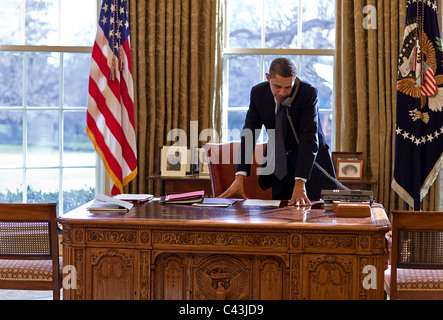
left=222, top=0, right=336, bottom=148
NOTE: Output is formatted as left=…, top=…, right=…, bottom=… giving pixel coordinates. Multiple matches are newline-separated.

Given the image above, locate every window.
left=223, top=0, right=336, bottom=147
left=0, top=0, right=100, bottom=214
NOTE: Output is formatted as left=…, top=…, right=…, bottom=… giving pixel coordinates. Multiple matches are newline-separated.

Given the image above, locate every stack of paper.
left=87, top=193, right=133, bottom=212
left=192, top=198, right=238, bottom=207
left=114, top=194, right=154, bottom=203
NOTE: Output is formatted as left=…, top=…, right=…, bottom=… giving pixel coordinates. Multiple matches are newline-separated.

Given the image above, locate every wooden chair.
left=384, top=210, right=443, bottom=300
left=203, top=142, right=272, bottom=199
left=0, top=203, right=62, bottom=300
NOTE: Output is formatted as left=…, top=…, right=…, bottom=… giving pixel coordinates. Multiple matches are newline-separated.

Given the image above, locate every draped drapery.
left=335, top=0, right=441, bottom=212
left=125, top=0, right=223, bottom=196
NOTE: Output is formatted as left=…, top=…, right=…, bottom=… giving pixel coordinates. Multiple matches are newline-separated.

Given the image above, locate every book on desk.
left=159, top=190, right=205, bottom=204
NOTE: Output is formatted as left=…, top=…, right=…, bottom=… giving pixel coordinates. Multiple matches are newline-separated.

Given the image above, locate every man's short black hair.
left=269, top=57, right=298, bottom=78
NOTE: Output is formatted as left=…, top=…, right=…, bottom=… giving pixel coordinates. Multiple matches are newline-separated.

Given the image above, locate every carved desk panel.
left=58, top=201, right=390, bottom=300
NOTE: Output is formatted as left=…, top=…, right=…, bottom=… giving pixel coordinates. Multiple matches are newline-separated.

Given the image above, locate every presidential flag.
left=392, top=0, right=443, bottom=210
left=86, top=0, right=137, bottom=195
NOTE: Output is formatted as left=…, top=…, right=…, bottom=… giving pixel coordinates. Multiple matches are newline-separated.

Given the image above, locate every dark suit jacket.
left=236, top=80, right=337, bottom=200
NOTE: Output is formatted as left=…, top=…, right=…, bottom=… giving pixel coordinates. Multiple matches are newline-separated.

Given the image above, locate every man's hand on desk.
left=288, top=179, right=311, bottom=207
left=217, top=174, right=248, bottom=199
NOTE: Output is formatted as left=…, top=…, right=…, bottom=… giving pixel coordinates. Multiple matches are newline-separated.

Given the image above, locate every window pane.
left=60, top=0, right=97, bottom=46
left=227, top=0, right=262, bottom=48
left=0, top=0, right=97, bottom=46
left=27, top=168, right=59, bottom=205
left=227, top=110, right=247, bottom=141
left=319, top=111, right=333, bottom=147
left=0, top=111, right=23, bottom=168
left=0, top=52, right=24, bottom=106
left=63, top=168, right=95, bottom=213
left=27, top=110, right=59, bottom=167
left=63, top=53, right=91, bottom=107
left=0, top=169, right=23, bottom=202
left=25, top=0, right=59, bottom=46
left=225, top=111, right=268, bottom=143
left=298, top=55, right=334, bottom=111
left=0, top=0, right=23, bottom=45
left=301, top=0, right=335, bottom=50
left=265, top=0, right=299, bottom=49
left=227, top=55, right=261, bottom=108
left=27, top=52, right=60, bottom=107
left=63, top=111, right=96, bottom=167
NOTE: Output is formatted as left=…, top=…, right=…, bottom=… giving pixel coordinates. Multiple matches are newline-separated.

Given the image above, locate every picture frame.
left=332, top=152, right=363, bottom=178
left=160, top=146, right=187, bottom=177
left=198, top=148, right=210, bottom=177
left=336, top=159, right=363, bottom=180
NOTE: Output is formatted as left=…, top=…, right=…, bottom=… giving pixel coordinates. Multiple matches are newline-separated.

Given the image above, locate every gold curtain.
left=125, top=0, right=223, bottom=196
left=335, top=0, right=441, bottom=212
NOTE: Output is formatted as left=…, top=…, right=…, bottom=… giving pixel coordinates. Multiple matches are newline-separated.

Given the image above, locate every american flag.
left=86, top=0, right=137, bottom=195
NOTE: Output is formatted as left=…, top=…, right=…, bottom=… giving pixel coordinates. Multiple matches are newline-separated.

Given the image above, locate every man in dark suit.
left=219, top=57, right=336, bottom=206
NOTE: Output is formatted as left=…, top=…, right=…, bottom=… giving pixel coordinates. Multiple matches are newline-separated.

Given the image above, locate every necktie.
left=274, top=102, right=287, bottom=180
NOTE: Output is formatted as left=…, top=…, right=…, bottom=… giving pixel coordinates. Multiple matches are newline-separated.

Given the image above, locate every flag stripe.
left=120, top=43, right=135, bottom=127
left=88, top=73, right=137, bottom=172
left=91, top=40, right=122, bottom=108
left=88, top=77, right=124, bottom=157
left=421, top=65, right=437, bottom=96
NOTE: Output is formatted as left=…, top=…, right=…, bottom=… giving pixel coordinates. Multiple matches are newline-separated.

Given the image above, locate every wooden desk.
left=148, top=173, right=212, bottom=197
left=58, top=201, right=390, bottom=300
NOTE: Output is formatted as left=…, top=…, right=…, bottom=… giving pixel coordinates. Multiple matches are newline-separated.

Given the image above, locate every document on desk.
left=88, top=193, right=134, bottom=212
left=243, top=199, right=281, bottom=207
left=114, top=193, right=154, bottom=203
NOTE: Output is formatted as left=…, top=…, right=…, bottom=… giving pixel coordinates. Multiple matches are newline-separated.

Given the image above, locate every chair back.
left=0, top=203, right=58, bottom=259
left=389, top=210, right=443, bottom=299
left=203, top=142, right=272, bottom=199
left=0, top=203, right=61, bottom=299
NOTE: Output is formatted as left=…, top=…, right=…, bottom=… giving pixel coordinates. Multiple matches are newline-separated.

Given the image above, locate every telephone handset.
left=281, top=77, right=301, bottom=108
